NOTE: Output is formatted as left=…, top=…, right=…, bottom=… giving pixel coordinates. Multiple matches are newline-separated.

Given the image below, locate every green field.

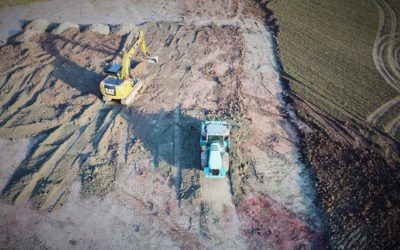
left=268, top=0, right=400, bottom=139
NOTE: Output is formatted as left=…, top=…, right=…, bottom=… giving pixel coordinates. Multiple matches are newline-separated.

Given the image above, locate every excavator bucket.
left=145, top=56, right=159, bottom=64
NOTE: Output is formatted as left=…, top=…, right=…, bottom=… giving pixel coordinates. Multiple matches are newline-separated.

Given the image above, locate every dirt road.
left=0, top=1, right=324, bottom=248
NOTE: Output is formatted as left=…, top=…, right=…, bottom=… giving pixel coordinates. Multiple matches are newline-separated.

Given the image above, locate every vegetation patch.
left=268, top=0, right=400, bottom=140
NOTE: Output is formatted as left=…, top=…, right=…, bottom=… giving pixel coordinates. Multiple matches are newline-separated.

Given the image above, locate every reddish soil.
left=237, top=196, right=325, bottom=249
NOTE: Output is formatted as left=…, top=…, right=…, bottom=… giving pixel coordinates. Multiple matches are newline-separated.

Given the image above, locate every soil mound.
left=110, top=23, right=137, bottom=35
left=83, top=24, right=110, bottom=35
left=52, top=22, right=80, bottom=35
left=24, top=18, right=50, bottom=32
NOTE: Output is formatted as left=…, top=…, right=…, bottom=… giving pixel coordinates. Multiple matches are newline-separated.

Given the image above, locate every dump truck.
left=200, top=121, right=230, bottom=178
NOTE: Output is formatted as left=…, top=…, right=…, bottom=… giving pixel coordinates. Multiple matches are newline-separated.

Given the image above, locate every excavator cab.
left=105, top=64, right=122, bottom=79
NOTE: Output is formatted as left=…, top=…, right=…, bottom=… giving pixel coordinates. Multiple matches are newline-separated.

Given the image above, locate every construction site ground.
left=0, top=1, right=326, bottom=249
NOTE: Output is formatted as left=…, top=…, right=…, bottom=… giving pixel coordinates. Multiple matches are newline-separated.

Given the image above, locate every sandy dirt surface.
left=0, top=0, right=324, bottom=249
left=0, top=0, right=180, bottom=43
left=0, top=138, right=39, bottom=191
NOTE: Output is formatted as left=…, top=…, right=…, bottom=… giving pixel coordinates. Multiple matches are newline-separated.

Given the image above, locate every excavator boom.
left=121, top=30, right=158, bottom=79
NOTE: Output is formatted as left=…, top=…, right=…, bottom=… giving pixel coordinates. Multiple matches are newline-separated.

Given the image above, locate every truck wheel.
left=201, top=151, right=208, bottom=169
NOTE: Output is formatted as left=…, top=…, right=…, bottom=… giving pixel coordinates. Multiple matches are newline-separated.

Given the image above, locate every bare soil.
left=0, top=2, right=324, bottom=248
left=294, top=98, right=400, bottom=249
left=2, top=1, right=398, bottom=249
left=253, top=0, right=400, bottom=248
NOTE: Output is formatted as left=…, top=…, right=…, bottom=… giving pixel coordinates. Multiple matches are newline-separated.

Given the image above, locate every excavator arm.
left=121, top=30, right=157, bottom=79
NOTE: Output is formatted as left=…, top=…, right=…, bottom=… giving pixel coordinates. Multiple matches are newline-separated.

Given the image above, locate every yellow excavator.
left=99, top=30, right=158, bottom=105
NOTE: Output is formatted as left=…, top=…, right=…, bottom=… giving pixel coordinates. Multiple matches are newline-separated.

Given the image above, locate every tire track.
left=376, top=34, right=400, bottom=87
left=117, top=113, right=130, bottom=166
left=76, top=104, right=127, bottom=198
left=335, top=224, right=369, bottom=250
left=367, top=95, right=400, bottom=125
left=0, top=61, right=56, bottom=124
left=0, top=53, right=53, bottom=80
left=0, top=92, right=110, bottom=209
left=385, top=114, right=400, bottom=136
left=395, top=45, right=400, bottom=71
left=231, top=0, right=243, bottom=20
left=0, top=66, right=38, bottom=112
left=372, top=0, right=400, bottom=92
left=370, top=0, right=400, bottom=130
left=0, top=73, right=35, bottom=118
left=383, top=0, right=400, bottom=81
left=40, top=104, right=119, bottom=208
left=42, top=106, right=121, bottom=210
left=13, top=125, right=87, bottom=205
left=12, top=103, right=104, bottom=206
left=91, top=107, right=122, bottom=148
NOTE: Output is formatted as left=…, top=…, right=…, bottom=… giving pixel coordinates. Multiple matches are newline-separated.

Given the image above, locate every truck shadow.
left=121, top=106, right=202, bottom=171
left=116, top=106, right=203, bottom=203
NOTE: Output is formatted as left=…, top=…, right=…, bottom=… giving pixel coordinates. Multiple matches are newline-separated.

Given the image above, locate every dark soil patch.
left=251, top=0, right=400, bottom=248
left=295, top=99, right=400, bottom=249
